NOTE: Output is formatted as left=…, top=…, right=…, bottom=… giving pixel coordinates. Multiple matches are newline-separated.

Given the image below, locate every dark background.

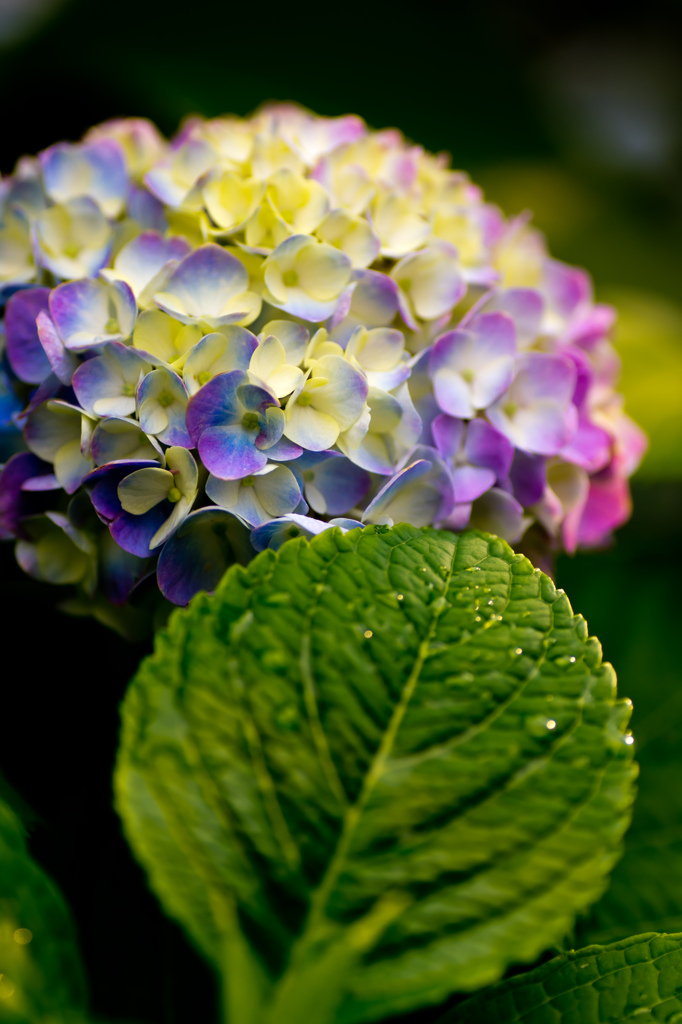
left=1, top=0, right=682, bottom=1021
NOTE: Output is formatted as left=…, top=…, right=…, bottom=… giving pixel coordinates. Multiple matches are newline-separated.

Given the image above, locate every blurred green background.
left=1, top=0, right=681, bottom=1020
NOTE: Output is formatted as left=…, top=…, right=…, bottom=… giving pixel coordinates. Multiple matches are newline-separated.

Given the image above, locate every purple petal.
left=464, top=418, right=514, bottom=478
left=431, top=414, right=465, bottom=460
left=85, top=459, right=160, bottom=521
left=487, top=288, right=543, bottom=346
left=545, top=260, right=591, bottom=319
left=576, top=475, right=631, bottom=548
left=0, top=452, right=53, bottom=536
left=111, top=503, right=172, bottom=557
left=199, top=424, right=268, bottom=480
left=565, top=304, right=616, bottom=349
left=4, top=287, right=51, bottom=383
left=36, top=311, right=79, bottom=384
left=186, top=370, right=245, bottom=444
left=560, top=416, right=612, bottom=473
left=509, top=450, right=546, bottom=507
left=157, top=507, right=254, bottom=605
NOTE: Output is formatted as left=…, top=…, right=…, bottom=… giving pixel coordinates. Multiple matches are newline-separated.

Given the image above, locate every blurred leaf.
left=0, top=786, right=88, bottom=1023
left=602, top=288, right=682, bottom=481
left=116, top=524, right=636, bottom=1023
left=445, top=932, right=682, bottom=1023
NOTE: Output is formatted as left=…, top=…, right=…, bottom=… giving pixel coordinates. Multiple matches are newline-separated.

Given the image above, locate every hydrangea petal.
left=35, top=311, right=79, bottom=385
left=156, top=507, right=253, bottom=605
left=4, top=287, right=51, bottom=383
left=50, top=277, right=136, bottom=351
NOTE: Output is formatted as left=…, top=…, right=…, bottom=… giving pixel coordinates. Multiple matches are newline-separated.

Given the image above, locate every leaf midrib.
left=296, top=533, right=458, bottom=945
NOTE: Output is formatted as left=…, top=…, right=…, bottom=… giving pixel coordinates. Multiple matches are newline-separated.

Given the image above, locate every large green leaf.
left=115, top=525, right=636, bottom=1023
left=446, top=932, right=682, bottom=1022
left=0, top=779, right=88, bottom=1023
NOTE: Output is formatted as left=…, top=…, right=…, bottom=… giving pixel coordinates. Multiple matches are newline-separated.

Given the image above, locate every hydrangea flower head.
left=0, top=104, right=645, bottom=612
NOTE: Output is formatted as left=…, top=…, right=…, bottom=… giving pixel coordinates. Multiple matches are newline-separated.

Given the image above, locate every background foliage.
left=1, top=0, right=681, bottom=1021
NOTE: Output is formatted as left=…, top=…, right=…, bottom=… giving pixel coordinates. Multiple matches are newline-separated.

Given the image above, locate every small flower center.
left=241, top=475, right=255, bottom=487
left=241, top=411, right=260, bottom=430
left=158, top=391, right=174, bottom=408
left=461, top=368, right=475, bottom=384
left=122, top=383, right=135, bottom=396
left=63, top=243, right=81, bottom=258
left=105, top=318, right=120, bottom=334
left=282, top=269, right=299, bottom=287
left=197, top=371, right=212, bottom=386
left=297, top=391, right=313, bottom=407
left=167, top=486, right=182, bottom=503
left=502, top=400, right=517, bottom=418
left=286, top=526, right=301, bottom=537
left=303, top=470, right=315, bottom=482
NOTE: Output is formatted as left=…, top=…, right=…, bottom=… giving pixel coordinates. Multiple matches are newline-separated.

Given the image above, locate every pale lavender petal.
left=545, top=259, right=591, bottom=319
left=72, top=342, right=147, bottom=417
left=264, top=436, right=303, bottom=461
left=157, top=243, right=248, bottom=319
left=452, top=464, right=496, bottom=503
left=565, top=304, right=616, bottom=349
left=50, top=277, right=136, bottom=351
left=36, top=311, right=78, bottom=385
left=469, top=311, right=517, bottom=365
left=487, top=288, right=543, bottom=346
left=4, top=287, right=51, bottom=383
left=511, top=352, right=577, bottom=406
left=40, top=139, right=128, bottom=215
left=113, top=231, right=190, bottom=294
left=127, top=186, right=167, bottom=231
left=470, top=357, right=515, bottom=411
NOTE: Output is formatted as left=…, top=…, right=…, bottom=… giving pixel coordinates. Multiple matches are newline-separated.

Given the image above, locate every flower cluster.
left=0, top=105, right=646, bottom=607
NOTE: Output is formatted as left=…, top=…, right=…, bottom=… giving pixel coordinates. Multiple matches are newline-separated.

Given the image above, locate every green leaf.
left=115, top=525, right=636, bottom=1023
left=445, top=932, right=682, bottom=1023
left=0, top=786, right=88, bottom=1023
